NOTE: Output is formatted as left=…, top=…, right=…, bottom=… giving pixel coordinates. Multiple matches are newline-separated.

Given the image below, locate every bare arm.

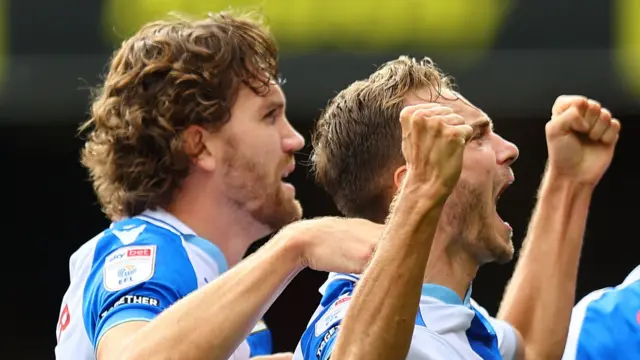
left=98, top=218, right=379, bottom=360
left=98, top=233, right=303, bottom=360
left=497, top=171, right=592, bottom=360
left=330, top=185, right=446, bottom=360
left=497, top=96, right=620, bottom=360
left=331, top=104, right=473, bottom=360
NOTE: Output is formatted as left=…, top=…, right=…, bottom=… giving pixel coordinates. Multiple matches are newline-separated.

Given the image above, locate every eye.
left=471, top=127, right=489, bottom=143
left=264, top=109, right=278, bottom=124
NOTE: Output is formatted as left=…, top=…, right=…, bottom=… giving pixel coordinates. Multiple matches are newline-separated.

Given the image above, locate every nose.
left=282, top=120, right=306, bottom=153
left=494, top=134, right=519, bottom=166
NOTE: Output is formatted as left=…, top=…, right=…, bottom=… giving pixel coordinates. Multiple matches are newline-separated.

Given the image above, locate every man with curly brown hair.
left=54, top=12, right=385, bottom=360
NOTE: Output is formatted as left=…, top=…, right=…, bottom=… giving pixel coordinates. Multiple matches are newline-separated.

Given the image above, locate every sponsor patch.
left=103, top=245, right=156, bottom=291
left=100, top=295, right=161, bottom=318
left=314, top=295, right=351, bottom=336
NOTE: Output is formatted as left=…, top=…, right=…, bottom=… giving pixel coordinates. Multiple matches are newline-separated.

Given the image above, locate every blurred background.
left=1, top=0, right=639, bottom=358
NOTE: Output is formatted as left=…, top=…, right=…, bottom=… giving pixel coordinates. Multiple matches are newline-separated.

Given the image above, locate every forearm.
left=332, top=184, right=445, bottom=360
left=121, top=234, right=303, bottom=360
left=498, top=171, right=593, bottom=359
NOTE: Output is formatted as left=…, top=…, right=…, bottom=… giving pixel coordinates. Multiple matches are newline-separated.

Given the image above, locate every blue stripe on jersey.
left=82, top=217, right=199, bottom=347
left=466, top=308, right=501, bottom=360
left=421, top=283, right=466, bottom=305
left=422, top=283, right=501, bottom=359
left=575, top=281, right=640, bottom=359
left=247, top=327, right=273, bottom=357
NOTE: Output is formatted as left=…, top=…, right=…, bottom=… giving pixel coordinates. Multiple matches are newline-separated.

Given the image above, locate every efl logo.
left=127, top=248, right=151, bottom=257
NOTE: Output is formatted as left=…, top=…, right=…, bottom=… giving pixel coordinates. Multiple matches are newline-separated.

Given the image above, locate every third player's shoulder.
left=572, top=264, right=640, bottom=318
left=562, top=265, right=640, bottom=359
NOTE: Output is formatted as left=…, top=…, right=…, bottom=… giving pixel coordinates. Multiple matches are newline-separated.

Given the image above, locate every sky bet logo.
left=107, top=252, right=125, bottom=263
left=103, top=245, right=156, bottom=291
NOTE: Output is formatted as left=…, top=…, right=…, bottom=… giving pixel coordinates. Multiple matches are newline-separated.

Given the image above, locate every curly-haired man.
left=55, top=12, right=383, bottom=360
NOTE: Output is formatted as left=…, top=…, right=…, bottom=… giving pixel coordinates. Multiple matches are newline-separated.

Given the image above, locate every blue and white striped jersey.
left=562, top=265, right=640, bottom=360
left=294, top=273, right=518, bottom=360
left=55, top=209, right=272, bottom=360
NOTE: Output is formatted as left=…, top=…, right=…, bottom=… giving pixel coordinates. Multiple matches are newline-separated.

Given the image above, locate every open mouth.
left=281, top=163, right=295, bottom=181
left=494, top=178, right=514, bottom=231
left=280, top=163, right=296, bottom=194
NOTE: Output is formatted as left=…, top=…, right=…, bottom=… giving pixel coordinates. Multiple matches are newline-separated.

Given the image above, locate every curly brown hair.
left=311, top=56, right=453, bottom=222
left=80, top=11, right=279, bottom=220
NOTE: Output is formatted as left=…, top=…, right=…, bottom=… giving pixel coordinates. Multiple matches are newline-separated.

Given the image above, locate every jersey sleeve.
left=82, top=223, right=198, bottom=349
left=470, top=299, right=518, bottom=360
left=298, top=277, right=356, bottom=360
left=562, top=282, right=640, bottom=360
left=246, top=320, right=273, bottom=357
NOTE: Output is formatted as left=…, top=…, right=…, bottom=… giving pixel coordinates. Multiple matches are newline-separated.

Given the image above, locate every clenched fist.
left=399, top=104, right=474, bottom=194
left=546, top=95, right=621, bottom=186
left=280, top=217, right=381, bottom=275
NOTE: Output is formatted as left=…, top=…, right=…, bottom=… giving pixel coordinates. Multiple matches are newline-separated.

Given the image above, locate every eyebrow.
left=262, top=100, right=285, bottom=113
left=470, top=118, right=493, bottom=133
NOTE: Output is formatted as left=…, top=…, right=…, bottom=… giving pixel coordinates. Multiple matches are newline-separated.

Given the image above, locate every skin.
left=331, top=102, right=474, bottom=360
left=95, top=82, right=383, bottom=360
left=328, top=87, right=619, bottom=359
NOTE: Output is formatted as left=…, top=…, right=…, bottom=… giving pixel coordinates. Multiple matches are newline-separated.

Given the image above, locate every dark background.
left=1, top=0, right=638, bottom=358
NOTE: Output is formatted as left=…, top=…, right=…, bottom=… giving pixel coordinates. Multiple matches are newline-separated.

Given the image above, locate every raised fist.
left=545, top=95, right=621, bottom=186
left=399, top=103, right=473, bottom=194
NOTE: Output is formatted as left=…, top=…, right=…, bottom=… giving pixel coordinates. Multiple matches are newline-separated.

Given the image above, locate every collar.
left=319, top=273, right=473, bottom=307
left=138, top=208, right=197, bottom=236
left=421, top=283, right=473, bottom=307
left=136, top=208, right=228, bottom=273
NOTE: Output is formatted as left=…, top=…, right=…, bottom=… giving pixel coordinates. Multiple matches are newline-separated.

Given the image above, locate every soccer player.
left=295, top=56, right=621, bottom=360
left=561, top=264, right=639, bottom=359
left=54, top=13, right=383, bottom=360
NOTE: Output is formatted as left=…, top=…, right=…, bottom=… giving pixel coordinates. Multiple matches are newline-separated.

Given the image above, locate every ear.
left=393, top=165, right=408, bottom=192
left=183, top=125, right=217, bottom=172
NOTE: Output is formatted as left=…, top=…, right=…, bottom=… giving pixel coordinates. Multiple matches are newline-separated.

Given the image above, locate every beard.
left=440, top=178, right=514, bottom=265
left=220, top=137, right=302, bottom=231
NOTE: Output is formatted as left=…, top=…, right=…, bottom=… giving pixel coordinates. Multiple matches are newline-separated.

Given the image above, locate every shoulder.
left=563, top=269, right=640, bottom=360
left=80, top=218, right=200, bottom=346
left=298, top=274, right=357, bottom=360
left=90, top=218, right=195, bottom=291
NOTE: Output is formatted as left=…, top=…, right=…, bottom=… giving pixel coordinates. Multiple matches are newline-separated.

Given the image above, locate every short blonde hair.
left=311, top=56, right=453, bottom=221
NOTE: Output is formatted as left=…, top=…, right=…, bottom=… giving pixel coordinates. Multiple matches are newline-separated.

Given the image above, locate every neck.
left=423, top=232, right=479, bottom=302
left=167, top=182, right=273, bottom=267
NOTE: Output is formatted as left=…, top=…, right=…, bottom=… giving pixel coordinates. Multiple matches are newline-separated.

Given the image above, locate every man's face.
left=406, top=88, right=519, bottom=264
left=212, top=83, right=305, bottom=231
